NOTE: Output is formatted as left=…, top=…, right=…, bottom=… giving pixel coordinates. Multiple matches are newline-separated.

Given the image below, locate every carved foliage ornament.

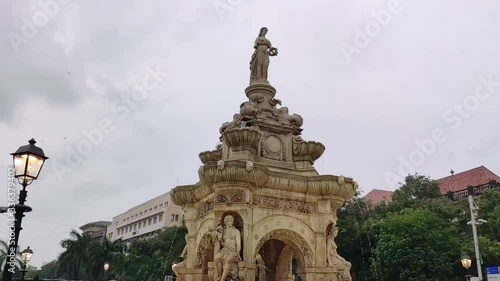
left=215, top=193, right=245, bottom=206
left=197, top=200, right=214, bottom=219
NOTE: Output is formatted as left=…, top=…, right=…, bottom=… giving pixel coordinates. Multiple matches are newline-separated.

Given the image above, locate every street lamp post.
left=461, top=255, right=473, bottom=281
left=103, top=262, right=110, bottom=280
left=20, top=246, right=33, bottom=281
left=467, top=185, right=486, bottom=281
left=1, top=139, right=48, bottom=281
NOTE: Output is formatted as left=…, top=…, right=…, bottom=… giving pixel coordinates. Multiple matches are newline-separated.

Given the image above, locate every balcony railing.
left=445, top=180, right=500, bottom=201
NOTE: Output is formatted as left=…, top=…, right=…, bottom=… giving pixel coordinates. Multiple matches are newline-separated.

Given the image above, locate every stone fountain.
left=171, top=27, right=357, bottom=281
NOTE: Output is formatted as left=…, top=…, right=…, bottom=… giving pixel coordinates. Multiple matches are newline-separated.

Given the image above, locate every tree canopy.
left=337, top=173, right=500, bottom=281
left=49, top=226, right=187, bottom=281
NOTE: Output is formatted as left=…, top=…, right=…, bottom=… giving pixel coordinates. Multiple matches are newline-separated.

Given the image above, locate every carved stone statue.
left=250, top=27, right=278, bottom=84
left=327, top=231, right=351, bottom=280
left=326, top=227, right=352, bottom=281
left=273, top=107, right=304, bottom=128
left=214, top=215, right=241, bottom=281
left=220, top=114, right=242, bottom=134
left=172, top=234, right=189, bottom=281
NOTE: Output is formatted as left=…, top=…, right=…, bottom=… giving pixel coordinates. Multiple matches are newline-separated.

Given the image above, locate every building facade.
left=80, top=221, right=112, bottom=239
left=106, top=192, right=184, bottom=242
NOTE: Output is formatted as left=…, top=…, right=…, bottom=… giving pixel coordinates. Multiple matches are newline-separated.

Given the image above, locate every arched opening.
left=255, top=230, right=311, bottom=281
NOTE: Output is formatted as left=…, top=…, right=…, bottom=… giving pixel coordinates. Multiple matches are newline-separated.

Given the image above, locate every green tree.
left=58, top=229, right=93, bottom=279
left=373, top=209, right=461, bottom=281
left=336, top=197, right=379, bottom=281
left=112, top=226, right=187, bottom=281
left=86, top=238, right=125, bottom=280
left=37, top=259, right=60, bottom=279
left=24, top=264, right=38, bottom=279
left=392, top=174, right=442, bottom=207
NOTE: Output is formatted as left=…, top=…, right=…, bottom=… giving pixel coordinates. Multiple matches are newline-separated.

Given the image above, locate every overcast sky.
left=1, top=0, right=499, bottom=268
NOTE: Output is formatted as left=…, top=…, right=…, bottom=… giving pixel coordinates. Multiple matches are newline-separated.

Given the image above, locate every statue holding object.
left=250, top=27, right=278, bottom=84
left=214, top=215, right=241, bottom=281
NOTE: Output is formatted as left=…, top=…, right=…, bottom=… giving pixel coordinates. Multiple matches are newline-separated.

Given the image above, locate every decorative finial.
left=450, top=169, right=454, bottom=176
left=249, top=27, right=278, bottom=85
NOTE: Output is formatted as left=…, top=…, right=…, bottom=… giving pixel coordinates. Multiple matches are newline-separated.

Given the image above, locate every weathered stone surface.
left=170, top=28, right=355, bottom=281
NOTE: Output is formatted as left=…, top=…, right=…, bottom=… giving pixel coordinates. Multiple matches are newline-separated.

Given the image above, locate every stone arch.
left=254, top=229, right=315, bottom=268
left=252, top=215, right=315, bottom=261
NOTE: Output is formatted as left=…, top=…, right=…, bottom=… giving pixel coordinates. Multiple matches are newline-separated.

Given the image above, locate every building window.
left=153, top=216, right=157, bottom=224
left=154, top=206, right=157, bottom=209
left=159, top=214, right=163, bottom=222
left=149, top=208, right=152, bottom=211
left=133, top=224, right=137, bottom=231
left=148, top=218, right=152, bottom=226
left=171, top=214, right=175, bottom=222
left=138, top=222, right=142, bottom=229
left=140, top=212, right=143, bottom=215
left=159, top=203, right=163, bottom=207
left=166, top=201, right=169, bottom=205
left=143, top=221, right=146, bottom=227
left=175, top=214, right=179, bottom=221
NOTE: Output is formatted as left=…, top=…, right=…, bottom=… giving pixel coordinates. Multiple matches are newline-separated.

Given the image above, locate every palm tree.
left=86, top=237, right=125, bottom=280
left=0, top=239, right=9, bottom=269
left=0, top=239, right=24, bottom=276
left=58, top=229, right=93, bottom=279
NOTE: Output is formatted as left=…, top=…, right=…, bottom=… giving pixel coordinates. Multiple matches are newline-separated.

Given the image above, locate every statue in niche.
left=326, top=227, right=352, bottom=281
left=172, top=234, right=189, bottom=281
left=249, top=27, right=278, bottom=84
left=214, top=215, right=241, bottom=281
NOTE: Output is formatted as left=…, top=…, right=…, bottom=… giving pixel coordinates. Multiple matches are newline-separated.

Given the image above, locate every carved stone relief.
left=252, top=195, right=318, bottom=214
left=197, top=200, right=214, bottom=219
left=261, top=134, right=284, bottom=160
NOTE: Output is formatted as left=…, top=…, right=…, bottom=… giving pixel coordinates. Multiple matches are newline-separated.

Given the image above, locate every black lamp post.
left=103, top=262, right=110, bottom=280
left=20, top=246, right=33, bottom=281
left=461, top=255, right=473, bottom=281
left=1, top=139, right=48, bottom=281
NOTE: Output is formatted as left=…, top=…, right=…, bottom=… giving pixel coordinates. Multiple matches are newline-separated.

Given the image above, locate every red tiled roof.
left=364, top=189, right=393, bottom=204
left=437, top=166, right=500, bottom=193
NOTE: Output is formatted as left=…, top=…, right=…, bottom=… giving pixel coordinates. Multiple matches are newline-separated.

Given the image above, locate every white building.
left=106, top=192, right=184, bottom=242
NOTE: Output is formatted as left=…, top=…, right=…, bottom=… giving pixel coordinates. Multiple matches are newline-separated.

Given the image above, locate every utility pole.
left=467, top=185, right=487, bottom=281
